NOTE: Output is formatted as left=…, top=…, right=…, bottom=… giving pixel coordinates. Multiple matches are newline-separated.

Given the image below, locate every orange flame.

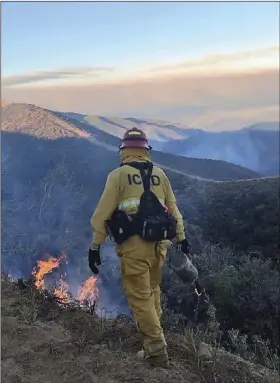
left=54, top=279, right=71, bottom=302
left=78, top=276, right=99, bottom=304
left=32, top=256, right=61, bottom=289
left=31, top=254, right=98, bottom=306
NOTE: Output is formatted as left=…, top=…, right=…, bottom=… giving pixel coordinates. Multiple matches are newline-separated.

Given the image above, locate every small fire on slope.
left=31, top=253, right=98, bottom=305
left=31, top=253, right=66, bottom=290
left=78, top=276, right=98, bottom=304
left=54, top=279, right=71, bottom=302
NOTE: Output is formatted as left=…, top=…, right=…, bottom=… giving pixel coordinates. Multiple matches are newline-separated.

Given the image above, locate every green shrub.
left=162, top=241, right=279, bottom=369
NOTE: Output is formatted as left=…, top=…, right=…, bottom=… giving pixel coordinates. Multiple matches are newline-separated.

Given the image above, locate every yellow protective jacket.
left=90, top=148, right=186, bottom=245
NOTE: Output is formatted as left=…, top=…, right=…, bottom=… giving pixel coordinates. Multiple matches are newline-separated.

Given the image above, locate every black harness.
left=105, top=161, right=177, bottom=244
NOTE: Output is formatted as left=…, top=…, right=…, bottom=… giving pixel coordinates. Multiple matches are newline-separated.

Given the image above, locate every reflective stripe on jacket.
left=118, top=197, right=165, bottom=210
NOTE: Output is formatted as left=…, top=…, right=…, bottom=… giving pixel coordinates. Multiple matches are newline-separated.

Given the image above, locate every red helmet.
left=119, top=127, right=151, bottom=150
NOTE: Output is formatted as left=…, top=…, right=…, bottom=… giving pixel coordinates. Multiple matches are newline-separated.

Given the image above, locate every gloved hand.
left=176, top=239, right=190, bottom=255
left=88, top=244, right=101, bottom=274
left=194, top=279, right=205, bottom=296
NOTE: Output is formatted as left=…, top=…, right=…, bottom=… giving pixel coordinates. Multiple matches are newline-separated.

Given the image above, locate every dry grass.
left=1, top=279, right=279, bottom=383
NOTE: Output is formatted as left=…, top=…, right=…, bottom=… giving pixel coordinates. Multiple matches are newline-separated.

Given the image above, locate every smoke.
left=97, top=244, right=131, bottom=317
left=1, top=131, right=130, bottom=316
left=3, top=66, right=115, bottom=87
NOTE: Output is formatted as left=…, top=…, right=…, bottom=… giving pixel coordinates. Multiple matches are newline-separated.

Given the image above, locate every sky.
left=2, top=1, right=280, bottom=130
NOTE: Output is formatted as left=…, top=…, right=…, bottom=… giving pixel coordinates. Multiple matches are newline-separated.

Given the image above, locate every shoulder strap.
left=120, top=161, right=153, bottom=192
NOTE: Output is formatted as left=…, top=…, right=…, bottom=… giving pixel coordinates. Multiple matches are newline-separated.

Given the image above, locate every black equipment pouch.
left=105, top=209, right=137, bottom=245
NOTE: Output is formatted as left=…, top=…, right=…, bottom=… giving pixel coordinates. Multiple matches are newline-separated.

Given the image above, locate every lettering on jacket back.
left=127, top=174, right=161, bottom=186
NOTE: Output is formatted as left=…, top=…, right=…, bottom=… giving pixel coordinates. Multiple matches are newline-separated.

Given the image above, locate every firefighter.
left=89, top=128, right=189, bottom=366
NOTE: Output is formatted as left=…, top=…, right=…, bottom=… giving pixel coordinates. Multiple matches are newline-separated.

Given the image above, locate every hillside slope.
left=2, top=279, right=278, bottom=383
left=242, top=121, right=280, bottom=131
left=168, top=174, right=280, bottom=261
left=2, top=132, right=278, bottom=276
left=57, top=111, right=261, bottom=181
left=2, top=103, right=278, bottom=275
left=1, top=103, right=90, bottom=139
left=58, top=110, right=279, bottom=175
left=63, top=112, right=197, bottom=142
left=162, top=127, right=279, bottom=175
left=2, top=102, right=261, bottom=181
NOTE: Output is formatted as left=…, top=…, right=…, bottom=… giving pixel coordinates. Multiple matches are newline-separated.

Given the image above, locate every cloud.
left=148, top=46, right=279, bottom=74
left=3, top=67, right=279, bottom=130
left=2, top=66, right=115, bottom=87
left=3, top=46, right=279, bottom=88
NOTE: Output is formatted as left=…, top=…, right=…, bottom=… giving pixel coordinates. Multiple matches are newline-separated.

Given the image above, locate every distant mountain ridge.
left=57, top=110, right=279, bottom=175
left=161, top=127, right=279, bottom=175
left=3, top=102, right=277, bottom=175
left=241, top=122, right=280, bottom=131
left=1, top=103, right=91, bottom=140
left=2, top=102, right=261, bottom=181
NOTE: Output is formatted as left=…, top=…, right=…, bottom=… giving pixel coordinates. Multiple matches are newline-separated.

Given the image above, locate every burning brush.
left=29, top=253, right=99, bottom=308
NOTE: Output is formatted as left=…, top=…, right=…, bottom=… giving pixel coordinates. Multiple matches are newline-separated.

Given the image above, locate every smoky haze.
left=0, top=127, right=215, bottom=315
left=2, top=122, right=279, bottom=316
left=1, top=131, right=131, bottom=314
left=3, top=69, right=279, bottom=131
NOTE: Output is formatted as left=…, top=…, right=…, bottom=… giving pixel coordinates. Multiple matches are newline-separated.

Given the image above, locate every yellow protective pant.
left=118, top=236, right=169, bottom=357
